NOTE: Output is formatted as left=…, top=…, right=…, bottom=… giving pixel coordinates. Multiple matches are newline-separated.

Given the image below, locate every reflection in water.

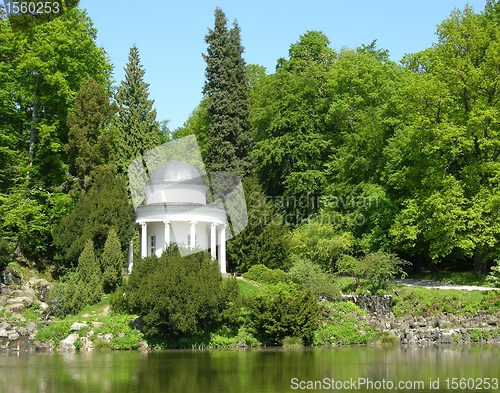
left=0, top=346, right=499, bottom=393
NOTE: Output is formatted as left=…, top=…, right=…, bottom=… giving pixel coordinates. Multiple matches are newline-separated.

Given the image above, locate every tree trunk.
left=474, top=249, right=487, bottom=275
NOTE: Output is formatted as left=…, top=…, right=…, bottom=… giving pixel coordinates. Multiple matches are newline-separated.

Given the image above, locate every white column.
left=127, top=239, right=133, bottom=274
left=163, top=220, right=170, bottom=250
left=218, top=224, right=226, bottom=273
left=140, top=222, right=148, bottom=258
left=189, top=221, right=197, bottom=249
left=210, top=223, right=217, bottom=261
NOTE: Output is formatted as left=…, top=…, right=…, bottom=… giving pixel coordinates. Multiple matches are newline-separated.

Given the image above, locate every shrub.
left=487, top=259, right=500, bottom=288
left=227, top=178, right=291, bottom=273
left=290, top=222, right=353, bottom=272
left=289, top=258, right=341, bottom=300
left=372, top=331, right=400, bottom=346
left=337, top=252, right=409, bottom=290
left=51, top=240, right=103, bottom=317
left=245, top=282, right=321, bottom=345
left=243, top=264, right=288, bottom=284
left=282, top=336, right=303, bottom=347
left=0, top=238, right=11, bottom=273
left=101, top=227, right=124, bottom=294
left=124, top=246, right=241, bottom=339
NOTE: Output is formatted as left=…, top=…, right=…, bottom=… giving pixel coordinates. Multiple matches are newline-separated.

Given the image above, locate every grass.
left=236, top=278, right=261, bottom=297
left=314, top=301, right=374, bottom=346
left=372, top=331, right=400, bottom=346
left=35, top=295, right=144, bottom=350
left=392, top=287, right=500, bottom=318
left=406, top=271, right=487, bottom=286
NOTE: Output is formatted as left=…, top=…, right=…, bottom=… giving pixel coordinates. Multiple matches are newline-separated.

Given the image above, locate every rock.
left=60, top=333, right=79, bottom=351
left=28, top=278, right=51, bottom=302
left=1, top=287, right=11, bottom=296
left=5, top=303, right=24, bottom=313
left=138, top=341, right=149, bottom=352
left=70, top=322, right=87, bottom=332
left=39, top=302, right=49, bottom=311
left=103, top=333, right=113, bottom=342
left=7, top=296, right=33, bottom=307
left=17, top=327, right=28, bottom=337
left=2, top=267, right=23, bottom=285
left=13, top=287, right=36, bottom=299
left=80, top=336, right=93, bottom=352
left=487, top=318, right=498, bottom=326
left=92, top=321, right=104, bottom=329
left=440, top=334, right=453, bottom=344
left=400, top=322, right=409, bottom=330
left=8, top=332, right=19, bottom=341
left=0, top=329, right=8, bottom=338
left=26, top=322, right=37, bottom=334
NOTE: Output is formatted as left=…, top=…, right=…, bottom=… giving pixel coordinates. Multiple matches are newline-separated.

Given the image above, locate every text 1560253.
left=4, top=2, right=60, bottom=16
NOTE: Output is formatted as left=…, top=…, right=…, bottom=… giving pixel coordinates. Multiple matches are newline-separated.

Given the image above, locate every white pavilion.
left=134, top=160, right=228, bottom=273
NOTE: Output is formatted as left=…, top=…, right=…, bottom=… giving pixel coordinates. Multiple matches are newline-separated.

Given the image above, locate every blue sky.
left=82, top=0, right=485, bottom=130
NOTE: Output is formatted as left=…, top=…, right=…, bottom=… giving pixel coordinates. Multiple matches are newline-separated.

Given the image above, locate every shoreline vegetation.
left=1, top=260, right=500, bottom=353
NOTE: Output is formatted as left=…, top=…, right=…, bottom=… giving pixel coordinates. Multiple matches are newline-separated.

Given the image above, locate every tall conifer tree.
left=115, top=45, right=160, bottom=173
left=203, top=8, right=252, bottom=177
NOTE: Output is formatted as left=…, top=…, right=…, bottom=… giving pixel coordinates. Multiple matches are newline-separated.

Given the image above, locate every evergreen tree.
left=203, top=8, right=252, bottom=177
left=115, top=45, right=160, bottom=173
left=101, top=227, right=124, bottom=293
left=76, top=239, right=103, bottom=305
left=226, top=178, right=290, bottom=273
left=54, top=166, right=135, bottom=267
left=65, top=77, right=116, bottom=193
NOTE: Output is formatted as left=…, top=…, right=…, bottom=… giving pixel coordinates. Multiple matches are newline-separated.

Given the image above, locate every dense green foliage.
left=288, top=258, right=341, bottom=300
left=337, top=252, right=409, bottom=290
left=203, top=8, right=252, bottom=177
left=242, top=264, right=288, bottom=284
left=65, top=77, right=116, bottom=193
left=53, top=167, right=134, bottom=267
left=3, top=2, right=500, bottom=348
left=487, top=260, right=500, bottom=288
left=0, top=8, right=112, bottom=262
left=52, top=240, right=103, bottom=316
left=226, top=178, right=290, bottom=272
left=118, top=247, right=241, bottom=340
left=245, top=282, right=321, bottom=345
left=290, top=222, right=352, bottom=272
left=115, top=45, right=163, bottom=174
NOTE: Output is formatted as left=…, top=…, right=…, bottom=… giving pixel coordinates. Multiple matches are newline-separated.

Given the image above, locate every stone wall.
left=344, top=294, right=500, bottom=345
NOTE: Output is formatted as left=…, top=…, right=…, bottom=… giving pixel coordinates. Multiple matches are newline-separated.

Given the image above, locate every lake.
left=0, top=345, right=499, bottom=392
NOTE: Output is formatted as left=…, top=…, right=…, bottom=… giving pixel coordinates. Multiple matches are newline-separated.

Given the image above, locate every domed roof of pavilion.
left=148, top=160, right=206, bottom=186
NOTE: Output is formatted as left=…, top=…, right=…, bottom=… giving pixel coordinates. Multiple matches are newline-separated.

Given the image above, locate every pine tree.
left=76, top=239, right=103, bottom=306
left=203, top=8, right=252, bottom=177
left=101, top=227, right=123, bottom=293
left=115, top=45, right=160, bottom=173
left=65, top=77, right=116, bottom=193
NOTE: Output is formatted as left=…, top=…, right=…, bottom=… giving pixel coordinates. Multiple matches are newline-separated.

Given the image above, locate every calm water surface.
left=0, top=346, right=499, bottom=392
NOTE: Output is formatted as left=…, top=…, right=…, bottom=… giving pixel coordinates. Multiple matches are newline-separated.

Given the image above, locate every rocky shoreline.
left=346, top=294, right=500, bottom=346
